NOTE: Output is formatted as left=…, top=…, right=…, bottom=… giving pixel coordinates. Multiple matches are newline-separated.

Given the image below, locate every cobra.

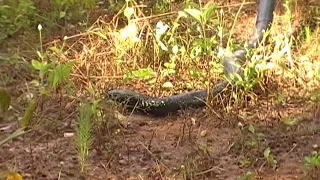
left=106, top=0, right=276, bottom=117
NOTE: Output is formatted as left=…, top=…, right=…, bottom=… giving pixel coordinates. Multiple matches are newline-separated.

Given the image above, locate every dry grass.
left=47, top=0, right=319, bottom=102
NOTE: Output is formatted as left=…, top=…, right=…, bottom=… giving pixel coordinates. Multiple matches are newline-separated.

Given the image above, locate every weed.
left=280, top=116, right=298, bottom=126
left=0, top=128, right=27, bottom=146
left=234, top=123, right=270, bottom=168
left=276, top=91, right=287, bottom=105
left=31, top=25, right=75, bottom=94
left=237, top=171, right=254, bottom=180
left=20, top=99, right=37, bottom=128
left=180, top=152, right=217, bottom=180
left=0, top=88, right=11, bottom=113
left=152, top=0, right=170, bottom=14
left=180, top=164, right=194, bottom=180
left=75, top=103, right=94, bottom=172
left=263, top=147, right=278, bottom=170
left=303, top=153, right=320, bottom=179
left=305, top=153, right=320, bottom=167
left=0, top=0, right=38, bottom=40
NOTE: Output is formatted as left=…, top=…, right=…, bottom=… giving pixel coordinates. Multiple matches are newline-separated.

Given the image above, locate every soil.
left=0, top=91, right=319, bottom=179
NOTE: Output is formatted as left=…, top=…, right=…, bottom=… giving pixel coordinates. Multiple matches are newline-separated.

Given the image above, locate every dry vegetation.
left=0, top=0, right=319, bottom=179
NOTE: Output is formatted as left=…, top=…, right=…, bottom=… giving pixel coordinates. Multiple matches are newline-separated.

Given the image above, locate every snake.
left=105, top=0, right=276, bottom=117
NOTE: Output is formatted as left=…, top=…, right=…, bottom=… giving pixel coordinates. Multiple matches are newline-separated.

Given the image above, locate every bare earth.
left=0, top=91, right=319, bottom=179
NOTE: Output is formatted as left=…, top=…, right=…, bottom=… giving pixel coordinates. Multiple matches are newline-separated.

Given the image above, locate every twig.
left=227, top=0, right=247, bottom=49
left=195, top=164, right=225, bottom=176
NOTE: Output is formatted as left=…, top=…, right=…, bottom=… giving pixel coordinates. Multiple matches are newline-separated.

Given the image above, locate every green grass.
left=75, top=103, right=94, bottom=172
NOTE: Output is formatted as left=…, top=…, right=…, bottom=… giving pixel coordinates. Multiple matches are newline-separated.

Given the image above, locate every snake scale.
left=106, top=0, right=276, bottom=116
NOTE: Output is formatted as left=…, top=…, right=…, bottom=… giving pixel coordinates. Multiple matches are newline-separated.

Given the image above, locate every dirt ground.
left=0, top=0, right=319, bottom=180
left=0, top=88, right=319, bottom=179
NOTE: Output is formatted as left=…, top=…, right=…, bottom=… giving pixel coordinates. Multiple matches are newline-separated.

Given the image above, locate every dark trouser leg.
left=249, top=0, right=276, bottom=47
left=223, top=0, right=276, bottom=77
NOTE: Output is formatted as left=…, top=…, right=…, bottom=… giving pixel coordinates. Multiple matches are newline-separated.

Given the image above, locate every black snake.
left=106, top=0, right=275, bottom=116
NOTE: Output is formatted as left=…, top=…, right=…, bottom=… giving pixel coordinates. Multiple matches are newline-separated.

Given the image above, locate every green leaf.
left=31, top=59, right=43, bottom=70
left=164, top=61, right=176, bottom=69
left=40, top=88, right=50, bottom=95
left=60, top=11, right=66, bottom=18
left=36, top=51, right=43, bottom=59
left=264, top=147, right=271, bottom=158
left=132, top=67, right=156, bottom=80
left=248, top=124, right=255, bottom=133
left=304, top=154, right=320, bottom=166
left=281, top=117, right=298, bottom=126
left=148, top=78, right=157, bottom=84
left=263, top=147, right=278, bottom=169
left=189, top=67, right=202, bottom=78
left=210, top=18, right=220, bottom=25
left=162, top=81, right=173, bottom=88
left=202, top=5, right=216, bottom=24
left=238, top=171, right=254, bottom=180
left=31, top=60, right=51, bottom=78
left=123, top=73, right=133, bottom=81
left=0, top=89, right=11, bottom=112
left=184, top=8, right=202, bottom=24
left=49, top=62, right=74, bottom=88
left=21, top=99, right=37, bottom=128
left=49, top=46, right=63, bottom=54
left=177, top=11, right=188, bottom=19
left=0, top=128, right=27, bottom=146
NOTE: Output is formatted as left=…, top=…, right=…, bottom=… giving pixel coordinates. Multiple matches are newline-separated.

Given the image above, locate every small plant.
left=31, top=25, right=75, bottom=94
left=124, top=67, right=157, bottom=83
left=50, top=0, right=96, bottom=23
left=238, top=156, right=253, bottom=168
left=20, top=99, right=37, bottom=128
left=75, top=103, right=94, bottom=172
left=180, top=164, right=193, bottom=180
left=224, top=55, right=271, bottom=109
left=0, top=0, right=38, bottom=40
left=303, top=153, right=320, bottom=179
left=236, top=123, right=270, bottom=168
left=264, top=147, right=278, bottom=170
left=305, top=153, right=320, bottom=167
left=276, top=91, right=287, bottom=105
left=238, top=171, right=254, bottom=180
left=0, top=88, right=11, bottom=113
left=280, top=116, right=298, bottom=126
left=152, top=0, right=170, bottom=14
left=179, top=3, right=219, bottom=57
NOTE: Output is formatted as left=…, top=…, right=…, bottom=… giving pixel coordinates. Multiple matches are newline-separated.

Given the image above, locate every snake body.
left=107, top=81, right=228, bottom=116
left=106, top=0, right=275, bottom=116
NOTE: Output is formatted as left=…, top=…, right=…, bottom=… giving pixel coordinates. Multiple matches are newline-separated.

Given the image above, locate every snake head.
left=105, top=89, right=151, bottom=107
left=105, top=90, right=129, bottom=102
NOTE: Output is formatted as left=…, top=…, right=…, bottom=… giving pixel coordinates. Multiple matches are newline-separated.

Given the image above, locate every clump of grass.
left=75, top=103, right=94, bottom=172
left=237, top=171, right=254, bottom=180
left=303, top=153, right=320, bottom=179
